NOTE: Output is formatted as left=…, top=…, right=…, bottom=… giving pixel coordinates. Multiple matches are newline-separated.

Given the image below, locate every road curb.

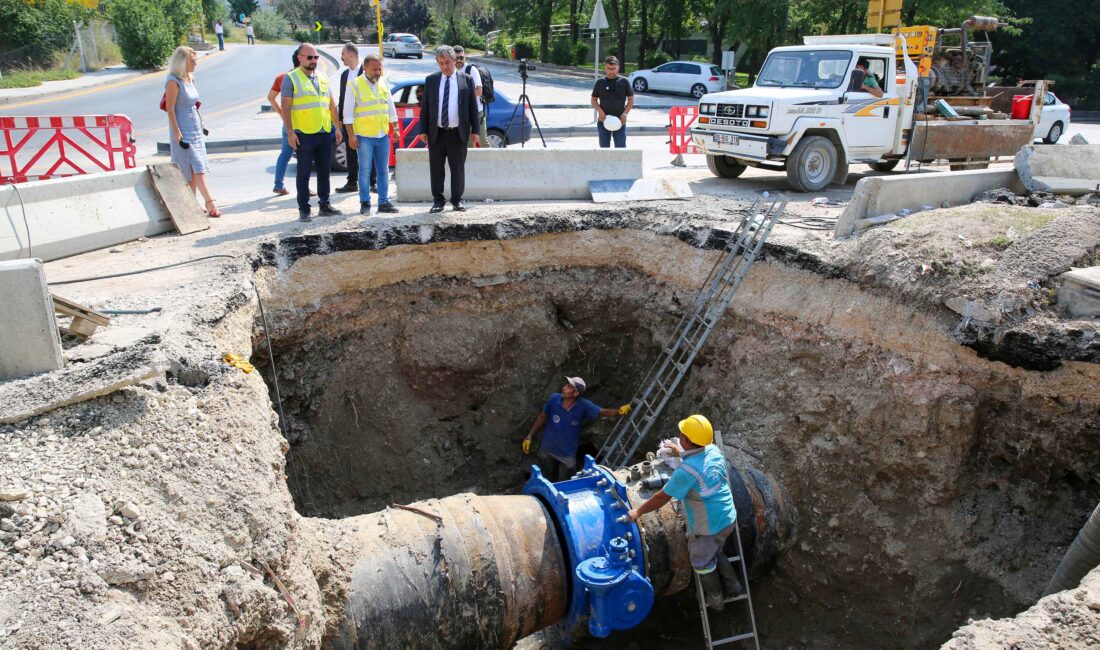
left=156, top=125, right=668, bottom=154
left=0, top=69, right=150, bottom=107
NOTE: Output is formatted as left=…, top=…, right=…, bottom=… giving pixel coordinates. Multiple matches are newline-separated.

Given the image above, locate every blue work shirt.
left=539, top=393, right=602, bottom=461
left=663, top=445, right=737, bottom=535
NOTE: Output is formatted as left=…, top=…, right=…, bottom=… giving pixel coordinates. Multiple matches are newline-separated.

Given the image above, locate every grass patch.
left=0, top=68, right=81, bottom=89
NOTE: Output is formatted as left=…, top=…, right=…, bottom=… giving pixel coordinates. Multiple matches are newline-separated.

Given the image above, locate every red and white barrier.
left=0, top=114, right=136, bottom=185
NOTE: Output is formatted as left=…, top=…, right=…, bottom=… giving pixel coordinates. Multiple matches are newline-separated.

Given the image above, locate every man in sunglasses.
left=453, top=46, right=488, bottom=147
left=280, top=43, right=344, bottom=222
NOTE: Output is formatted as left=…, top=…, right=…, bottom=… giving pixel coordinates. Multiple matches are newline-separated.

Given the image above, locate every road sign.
left=866, top=0, right=903, bottom=31
left=721, top=50, right=735, bottom=71
left=314, top=20, right=323, bottom=32
left=589, top=0, right=609, bottom=30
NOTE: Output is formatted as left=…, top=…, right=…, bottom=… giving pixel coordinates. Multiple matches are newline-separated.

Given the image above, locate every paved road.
left=0, top=44, right=309, bottom=157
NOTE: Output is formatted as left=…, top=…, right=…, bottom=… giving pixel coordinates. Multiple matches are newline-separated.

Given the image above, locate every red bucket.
left=1012, top=94, right=1033, bottom=120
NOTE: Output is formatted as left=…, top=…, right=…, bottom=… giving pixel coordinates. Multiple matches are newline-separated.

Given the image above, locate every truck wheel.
left=706, top=154, right=747, bottom=178
left=869, top=160, right=901, bottom=172
left=786, top=135, right=837, bottom=192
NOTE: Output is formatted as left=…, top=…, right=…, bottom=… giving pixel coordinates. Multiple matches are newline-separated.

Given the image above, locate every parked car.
left=331, top=78, right=533, bottom=172
left=629, top=61, right=725, bottom=98
left=382, top=33, right=423, bottom=59
left=1035, top=91, right=1071, bottom=144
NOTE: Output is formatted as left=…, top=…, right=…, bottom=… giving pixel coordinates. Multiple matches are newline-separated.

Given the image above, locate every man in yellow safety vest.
left=342, top=53, right=400, bottom=215
left=279, top=43, right=344, bottom=222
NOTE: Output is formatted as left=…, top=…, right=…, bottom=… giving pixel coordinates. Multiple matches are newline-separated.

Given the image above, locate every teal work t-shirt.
left=663, top=445, right=737, bottom=535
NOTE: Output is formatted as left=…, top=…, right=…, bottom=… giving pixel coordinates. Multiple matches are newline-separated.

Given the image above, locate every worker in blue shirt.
left=522, top=376, right=631, bottom=481
left=628, top=414, right=743, bottom=610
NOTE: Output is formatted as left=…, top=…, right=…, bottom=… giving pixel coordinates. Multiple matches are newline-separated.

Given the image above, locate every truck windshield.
left=756, top=51, right=853, bottom=89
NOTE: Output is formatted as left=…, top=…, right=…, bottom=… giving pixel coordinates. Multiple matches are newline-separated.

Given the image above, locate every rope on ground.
left=47, top=254, right=239, bottom=285
left=778, top=216, right=838, bottom=231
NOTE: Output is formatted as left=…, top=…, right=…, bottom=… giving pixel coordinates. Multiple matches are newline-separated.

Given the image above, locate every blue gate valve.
left=575, top=536, right=655, bottom=637
left=523, top=455, right=655, bottom=637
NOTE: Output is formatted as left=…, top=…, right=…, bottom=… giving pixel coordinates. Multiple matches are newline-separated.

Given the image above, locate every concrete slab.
left=589, top=178, right=692, bottom=203
left=395, top=148, right=644, bottom=201
left=836, top=169, right=1024, bottom=238
left=1057, top=266, right=1100, bottom=319
left=0, top=167, right=178, bottom=262
left=0, top=343, right=165, bottom=424
left=0, top=259, right=63, bottom=381
left=1015, top=145, right=1100, bottom=196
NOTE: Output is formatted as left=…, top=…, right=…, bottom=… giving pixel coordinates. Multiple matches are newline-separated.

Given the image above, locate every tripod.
left=504, top=64, right=547, bottom=148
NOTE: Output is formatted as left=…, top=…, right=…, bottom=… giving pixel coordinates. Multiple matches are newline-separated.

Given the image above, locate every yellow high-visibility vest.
left=352, top=76, right=392, bottom=138
left=288, top=67, right=332, bottom=134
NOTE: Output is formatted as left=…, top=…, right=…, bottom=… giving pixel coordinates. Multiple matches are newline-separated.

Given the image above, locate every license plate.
left=713, top=133, right=740, bottom=146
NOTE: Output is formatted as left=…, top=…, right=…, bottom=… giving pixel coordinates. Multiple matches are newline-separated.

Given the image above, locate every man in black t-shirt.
left=591, top=56, right=634, bottom=148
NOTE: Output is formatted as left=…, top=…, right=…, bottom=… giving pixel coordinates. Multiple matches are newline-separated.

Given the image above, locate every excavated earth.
left=0, top=197, right=1098, bottom=649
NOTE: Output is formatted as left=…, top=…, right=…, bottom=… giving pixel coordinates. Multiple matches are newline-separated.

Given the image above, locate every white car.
left=1035, top=91, right=1071, bottom=144
left=629, top=61, right=726, bottom=99
left=382, top=33, right=423, bottom=59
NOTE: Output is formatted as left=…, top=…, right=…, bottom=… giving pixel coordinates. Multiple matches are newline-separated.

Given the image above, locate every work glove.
left=522, top=438, right=532, bottom=455
left=618, top=404, right=632, bottom=416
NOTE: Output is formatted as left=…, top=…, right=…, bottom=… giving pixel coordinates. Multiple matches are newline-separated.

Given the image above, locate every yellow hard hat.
left=678, top=414, right=713, bottom=446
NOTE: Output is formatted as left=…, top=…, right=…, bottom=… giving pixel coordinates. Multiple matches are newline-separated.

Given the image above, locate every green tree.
left=0, top=0, right=85, bottom=53
left=384, top=0, right=430, bottom=36
left=426, top=0, right=488, bottom=46
left=274, top=0, right=312, bottom=29
left=251, top=6, right=289, bottom=39
left=229, top=0, right=259, bottom=20
left=107, top=0, right=177, bottom=69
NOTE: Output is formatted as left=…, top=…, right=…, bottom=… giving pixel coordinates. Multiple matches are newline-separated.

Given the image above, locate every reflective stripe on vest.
left=352, top=76, right=391, bottom=137
left=677, top=458, right=724, bottom=498
left=289, top=68, right=332, bottom=134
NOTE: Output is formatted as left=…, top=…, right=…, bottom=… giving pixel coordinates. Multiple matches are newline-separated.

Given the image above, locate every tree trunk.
left=570, top=0, right=578, bottom=43
left=637, top=0, right=648, bottom=69
left=709, top=19, right=722, bottom=66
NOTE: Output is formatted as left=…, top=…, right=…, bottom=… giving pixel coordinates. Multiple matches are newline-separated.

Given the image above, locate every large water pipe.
left=327, top=457, right=793, bottom=649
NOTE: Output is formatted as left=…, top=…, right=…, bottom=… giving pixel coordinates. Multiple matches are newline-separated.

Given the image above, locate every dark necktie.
left=441, top=76, right=450, bottom=127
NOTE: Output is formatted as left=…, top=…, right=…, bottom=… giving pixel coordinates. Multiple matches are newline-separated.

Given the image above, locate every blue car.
left=332, top=77, right=533, bottom=171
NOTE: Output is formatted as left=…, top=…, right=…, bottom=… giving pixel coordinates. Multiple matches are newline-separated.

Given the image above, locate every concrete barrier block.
left=0, top=168, right=177, bottom=263
left=394, top=148, right=644, bottom=201
left=1015, top=144, right=1100, bottom=195
left=0, top=259, right=63, bottom=381
left=836, top=169, right=1023, bottom=238
left=1057, top=266, right=1100, bottom=319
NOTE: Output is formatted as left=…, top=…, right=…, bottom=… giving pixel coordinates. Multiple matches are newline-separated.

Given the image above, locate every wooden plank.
left=147, top=163, right=210, bottom=235
left=52, top=294, right=110, bottom=326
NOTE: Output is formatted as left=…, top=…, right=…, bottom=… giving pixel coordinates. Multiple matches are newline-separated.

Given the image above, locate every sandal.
left=205, top=199, right=221, bottom=218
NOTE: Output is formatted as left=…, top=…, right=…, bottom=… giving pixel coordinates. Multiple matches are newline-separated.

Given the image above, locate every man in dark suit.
left=417, top=45, right=480, bottom=212
left=336, top=43, right=376, bottom=194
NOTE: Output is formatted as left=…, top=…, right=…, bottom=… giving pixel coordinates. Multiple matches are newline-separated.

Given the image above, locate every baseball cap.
left=566, top=376, right=587, bottom=393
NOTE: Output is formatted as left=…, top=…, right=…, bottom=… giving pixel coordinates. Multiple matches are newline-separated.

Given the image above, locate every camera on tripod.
left=518, top=58, right=536, bottom=79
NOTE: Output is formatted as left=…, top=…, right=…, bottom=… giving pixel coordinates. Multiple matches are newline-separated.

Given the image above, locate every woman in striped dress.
left=165, top=46, right=219, bottom=217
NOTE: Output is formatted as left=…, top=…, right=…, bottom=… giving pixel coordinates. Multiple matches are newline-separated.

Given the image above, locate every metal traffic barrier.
left=0, top=114, right=136, bottom=185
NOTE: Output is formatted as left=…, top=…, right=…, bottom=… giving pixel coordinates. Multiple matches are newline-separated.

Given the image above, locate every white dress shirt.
left=464, top=64, right=483, bottom=111
left=437, top=74, right=459, bottom=128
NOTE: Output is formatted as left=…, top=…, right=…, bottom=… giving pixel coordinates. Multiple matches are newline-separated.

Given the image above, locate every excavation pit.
left=248, top=211, right=1100, bottom=649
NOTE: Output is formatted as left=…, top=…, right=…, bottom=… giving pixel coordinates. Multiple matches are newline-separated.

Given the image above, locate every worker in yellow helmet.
left=628, top=414, right=743, bottom=610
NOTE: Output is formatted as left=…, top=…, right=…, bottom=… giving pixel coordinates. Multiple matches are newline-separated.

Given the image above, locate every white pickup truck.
left=691, top=34, right=1044, bottom=192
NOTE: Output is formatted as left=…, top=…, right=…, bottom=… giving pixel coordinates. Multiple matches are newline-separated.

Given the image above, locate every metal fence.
left=0, top=21, right=119, bottom=79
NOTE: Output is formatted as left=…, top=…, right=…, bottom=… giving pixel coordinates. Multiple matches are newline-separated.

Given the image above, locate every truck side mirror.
left=849, top=68, right=866, bottom=92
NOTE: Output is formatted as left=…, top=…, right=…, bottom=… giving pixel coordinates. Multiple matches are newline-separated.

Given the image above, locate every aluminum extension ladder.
left=693, top=525, right=760, bottom=649
left=596, top=194, right=787, bottom=469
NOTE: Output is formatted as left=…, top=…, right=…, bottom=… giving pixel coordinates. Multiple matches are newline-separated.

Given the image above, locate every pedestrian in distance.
left=267, top=47, right=314, bottom=197
left=246, top=24, right=255, bottom=45
left=522, top=377, right=631, bottom=482
left=418, top=45, right=480, bottom=213
left=591, top=56, right=634, bottom=148
left=343, top=53, right=400, bottom=215
left=626, top=414, right=745, bottom=610
left=280, top=43, right=344, bottom=222
left=214, top=20, right=225, bottom=51
left=453, top=46, right=489, bottom=147
left=335, top=43, right=376, bottom=195
left=165, top=47, right=219, bottom=217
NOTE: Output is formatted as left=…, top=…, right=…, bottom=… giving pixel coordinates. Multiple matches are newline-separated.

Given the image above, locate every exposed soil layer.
left=1, top=201, right=1098, bottom=650
left=252, top=224, right=1099, bottom=648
